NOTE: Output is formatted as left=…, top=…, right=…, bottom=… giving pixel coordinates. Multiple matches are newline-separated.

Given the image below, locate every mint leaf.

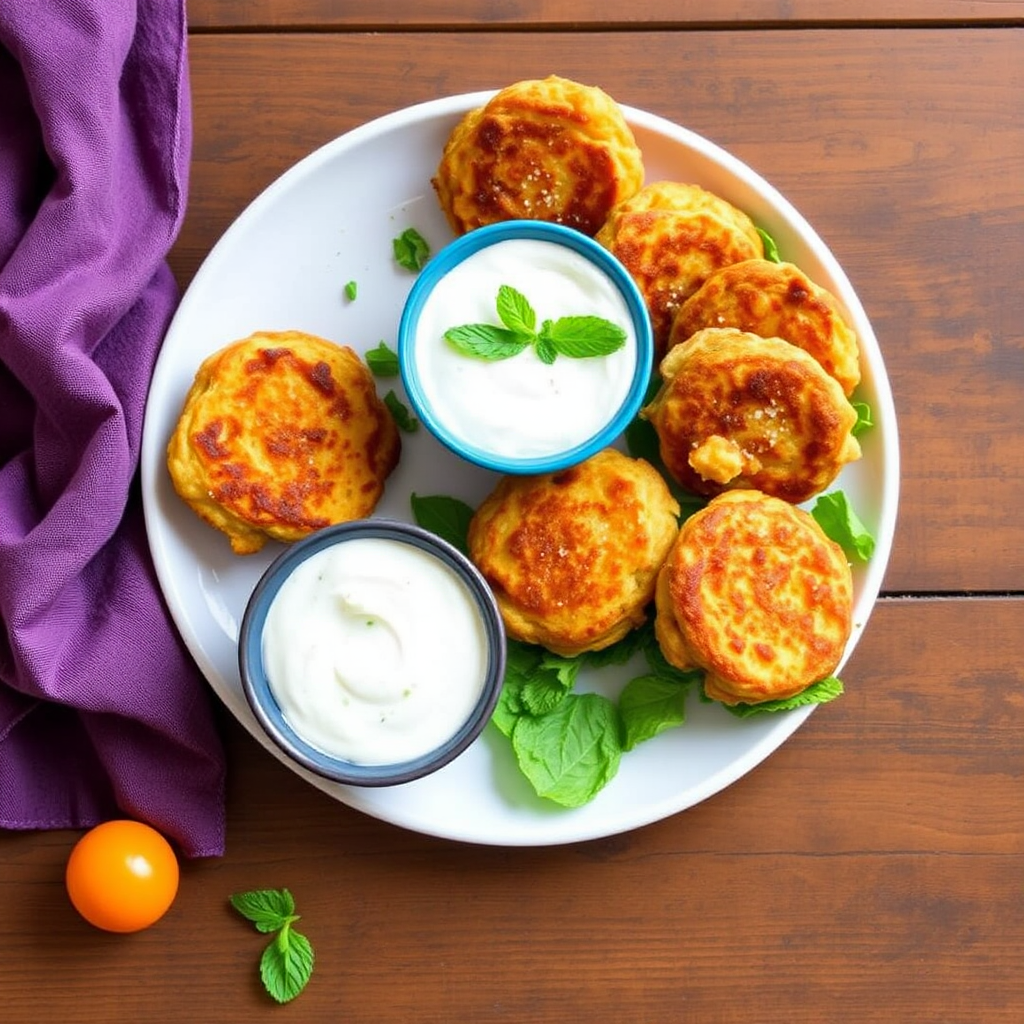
left=393, top=227, right=430, bottom=271
left=851, top=400, right=873, bottom=436
left=230, top=888, right=295, bottom=934
left=539, top=315, right=627, bottom=358
left=757, top=226, right=781, bottom=262
left=365, top=340, right=399, bottom=377
left=410, top=493, right=474, bottom=555
left=260, top=923, right=315, bottom=1004
left=811, top=490, right=875, bottom=561
left=343, top=280, right=358, bottom=301
left=534, top=331, right=558, bottom=365
left=384, top=389, right=418, bottom=432
left=720, top=676, right=844, bottom=717
left=444, top=323, right=530, bottom=360
left=511, top=692, right=622, bottom=807
left=496, top=284, right=537, bottom=336
left=619, top=674, right=689, bottom=750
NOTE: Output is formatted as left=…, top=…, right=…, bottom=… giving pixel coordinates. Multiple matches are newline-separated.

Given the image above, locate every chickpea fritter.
left=433, top=75, right=645, bottom=237
left=654, top=490, right=854, bottom=705
left=671, top=259, right=861, bottom=396
left=167, top=330, right=400, bottom=554
left=595, top=181, right=764, bottom=357
left=467, top=449, right=679, bottom=656
left=642, top=327, right=860, bottom=504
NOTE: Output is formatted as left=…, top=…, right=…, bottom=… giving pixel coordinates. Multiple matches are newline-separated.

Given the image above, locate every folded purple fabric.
left=0, top=0, right=225, bottom=857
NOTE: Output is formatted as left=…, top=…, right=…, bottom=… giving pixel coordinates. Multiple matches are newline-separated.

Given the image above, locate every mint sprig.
left=393, top=227, right=431, bottom=272
left=230, top=888, right=314, bottom=1004
left=444, top=284, right=627, bottom=364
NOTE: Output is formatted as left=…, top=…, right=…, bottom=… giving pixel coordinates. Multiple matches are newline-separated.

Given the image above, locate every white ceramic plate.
left=141, top=92, right=899, bottom=846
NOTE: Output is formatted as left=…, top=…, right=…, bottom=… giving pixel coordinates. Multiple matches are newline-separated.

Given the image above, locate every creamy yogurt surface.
left=261, top=537, right=489, bottom=765
left=413, top=237, right=638, bottom=459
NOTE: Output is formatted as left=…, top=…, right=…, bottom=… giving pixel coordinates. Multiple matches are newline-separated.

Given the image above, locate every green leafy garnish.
left=364, top=340, right=400, bottom=378
left=851, top=400, right=874, bottom=436
left=719, top=676, right=845, bottom=717
left=410, top=493, right=475, bottom=555
left=343, top=279, right=358, bottom=301
left=383, top=389, right=418, bottom=432
left=811, top=489, right=876, bottom=561
left=757, top=226, right=782, bottom=262
left=444, top=284, right=627, bottom=364
left=230, top=889, right=314, bottom=1004
left=619, top=674, right=689, bottom=750
left=393, top=227, right=431, bottom=271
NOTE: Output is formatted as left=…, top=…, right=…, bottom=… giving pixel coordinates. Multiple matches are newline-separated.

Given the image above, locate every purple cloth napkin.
left=0, top=0, right=226, bottom=857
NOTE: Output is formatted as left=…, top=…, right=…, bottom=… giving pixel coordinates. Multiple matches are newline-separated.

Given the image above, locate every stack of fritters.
left=467, top=449, right=680, bottom=657
left=654, top=490, right=854, bottom=705
left=642, top=327, right=861, bottom=504
left=167, top=330, right=400, bottom=554
left=595, top=181, right=764, bottom=356
left=433, top=75, right=645, bottom=237
left=671, top=258, right=861, bottom=396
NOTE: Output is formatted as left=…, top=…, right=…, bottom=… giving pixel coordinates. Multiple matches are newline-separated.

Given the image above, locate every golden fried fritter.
left=432, top=75, right=645, bottom=237
left=467, top=448, right=679, bottom=656
left=642, top=327, right=860, bottom=504
left=654, top=490, right=853, bottom=705
left=671, top=259, right=861, bottom=395
left=167, top=330, right=400, bottom=555
left=595, top=181, right=764, bottom=356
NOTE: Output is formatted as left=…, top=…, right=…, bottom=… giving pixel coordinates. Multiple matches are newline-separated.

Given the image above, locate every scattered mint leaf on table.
left=409, top=493, right=474, bottom=555
left=230, top=888, right=314, bottom=1004
left=384, top=389, right=418, bottom=432
left=393, top=227, right=431, bottom=271
left=365, top=340, right=399, bottom=377
left=343, top=279, right=358, bottom=301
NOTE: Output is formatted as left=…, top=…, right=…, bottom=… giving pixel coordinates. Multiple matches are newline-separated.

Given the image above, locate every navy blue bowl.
left=398, top=219, right=654, bottom=475
left=238, top=519, right=506, bottom=787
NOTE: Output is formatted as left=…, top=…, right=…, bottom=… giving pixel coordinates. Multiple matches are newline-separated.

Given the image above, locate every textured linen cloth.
left=0, top=0, right=226, bottom=857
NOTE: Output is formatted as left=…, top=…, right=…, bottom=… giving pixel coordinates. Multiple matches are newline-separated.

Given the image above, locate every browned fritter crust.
left=671, top=259, right=861, bottom=396
left=654, top=490, right=853, bottom=705
left=595, top=181, right=764, bottom=357
left=167, top=330, right=400, bottom=554
left=642, top=327, right=860, bottom=504
left=432, top=75, right=645, bottom=237
left=467, top=448, right=680, bottom=656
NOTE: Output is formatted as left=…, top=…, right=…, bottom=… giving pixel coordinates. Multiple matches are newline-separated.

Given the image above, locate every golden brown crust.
left=595, top=181, right=764, bottom=357
left=432, top=75, right=645, bottom=237
left=654, top=490, right=853, bottom=704
left=167, top=330, right=400, bottom=554
left=642, top=327, right=860, bottom=504
left=467, top=448, right=680, bottom=656
left=670, top=259, right=861, bottom=395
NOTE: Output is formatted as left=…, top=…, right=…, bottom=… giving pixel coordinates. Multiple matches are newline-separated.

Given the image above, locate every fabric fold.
left=0, top=0, right=226, bottom=858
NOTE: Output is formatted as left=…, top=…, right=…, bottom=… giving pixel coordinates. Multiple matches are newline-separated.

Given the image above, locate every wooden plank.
left=2, top=597, right=1022, bottom=1020
left=172, top=29, right=1024, bottom=594
left=186, top=0, right=1024, bottom=31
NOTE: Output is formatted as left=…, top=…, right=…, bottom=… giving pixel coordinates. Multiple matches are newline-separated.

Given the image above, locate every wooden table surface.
left=3, top=4, right=1023, bottom=1021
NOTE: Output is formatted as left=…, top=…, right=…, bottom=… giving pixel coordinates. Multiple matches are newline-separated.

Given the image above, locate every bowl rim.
left=237, top=518, right=507, bottom=786
left=397, top=219, right=654, bottom=475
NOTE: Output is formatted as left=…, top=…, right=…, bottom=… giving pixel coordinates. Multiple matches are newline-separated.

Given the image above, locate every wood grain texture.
left=1, top=598, right=1022, bottom=1022
left=186, top=0, right=1024, bottom=30
left=172, top=28, right=1024, bottom=594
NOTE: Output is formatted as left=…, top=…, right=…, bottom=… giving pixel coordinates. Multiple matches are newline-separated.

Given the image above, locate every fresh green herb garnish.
left=444, top=284, right=627, bottom=365
left=393, top=227, right=431, bottom=271
left=757, top=226, right=782, bottom=262
left=812, top=489, right=876, bottom=561
left=410, top=493, right=475, bottom=556
left=343, top=279, right=358, bottom=301
left=851, top=400, right=874, bottom=436
left=383, top=389, right=418, bottom=432
left=365, top=340, right=400, bottom=378
left=230, top=888, right=314, bottom=1004
left=719, top=676, right=845, bottom=717
left=619, top=674, right=690, bottom=750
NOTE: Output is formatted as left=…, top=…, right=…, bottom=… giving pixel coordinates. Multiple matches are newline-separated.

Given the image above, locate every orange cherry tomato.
left=65, top=819, right=180, bottom=933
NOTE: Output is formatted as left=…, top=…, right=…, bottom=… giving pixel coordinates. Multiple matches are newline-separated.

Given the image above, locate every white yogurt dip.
left=261, top=537, right=489, bottom=765
left=412, top=237, right=638, bottom=459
